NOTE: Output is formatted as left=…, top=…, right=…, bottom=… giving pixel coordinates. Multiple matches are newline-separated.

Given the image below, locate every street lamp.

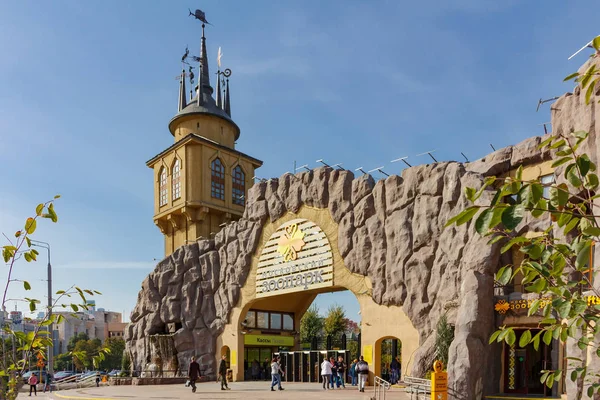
left=29, top=240, right=53, bottom=376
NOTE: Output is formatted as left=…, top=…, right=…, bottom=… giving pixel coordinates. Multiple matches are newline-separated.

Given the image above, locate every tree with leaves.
left=324, top=304, right=347, bottom=338
left=100, top=337, right=125, bottom=371
left=0, top=198, right=106, bottom=399
left=434, top=314, right=454, bottom=369
left=446, top=37, right=600, bottom=397
left=300, top=304, right=323, bottom=343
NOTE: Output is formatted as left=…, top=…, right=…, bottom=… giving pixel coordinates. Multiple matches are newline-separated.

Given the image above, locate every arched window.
left=172, top=159, right=181, bottom=200
left=159, top=167, right=168, bottom=206
left=211, top=158, right=225, bottom=200
left=232, top=165, right=245, bottom=206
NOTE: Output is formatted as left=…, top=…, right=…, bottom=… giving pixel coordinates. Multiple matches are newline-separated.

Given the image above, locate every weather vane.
left=188, top=8, right=211, bottom=25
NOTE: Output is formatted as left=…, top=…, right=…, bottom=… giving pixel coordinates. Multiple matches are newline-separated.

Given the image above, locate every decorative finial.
left=188, top=8, right=212, bottom=25
left=217, top=47, right=223, bottom=69
left=223, top=69, right=232, bottom=116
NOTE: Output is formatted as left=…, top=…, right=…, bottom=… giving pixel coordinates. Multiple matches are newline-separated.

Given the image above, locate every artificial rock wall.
left=125, top=56, right=599, bottom=400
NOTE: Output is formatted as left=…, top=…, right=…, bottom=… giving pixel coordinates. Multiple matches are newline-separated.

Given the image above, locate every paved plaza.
left=31, top=382, right=410, bottom=400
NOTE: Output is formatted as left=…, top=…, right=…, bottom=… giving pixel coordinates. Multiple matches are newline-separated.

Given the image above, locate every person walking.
left=356, top=356, right=369, bottom=393
left=28, top=373, right=38, bottom=396
left=262, top=357, right=270, bottom=381
left=43, top=373, right=52, bottom=393
left=350, top=359, right=358, bottom=386
left=270, top=357, right=284, bottom=391
left=390, top=356, right=400, bottom=385
left=336, top=356, right=346, bottom=389
left=95, top=371, right=101, bottom=387
left=329, top=357, right=337, bottom=389
left=188, top=356, right=201, bottom=393
left=219, top=355, right=231, bottom=391
left=320, top=357, right=332, bottom=390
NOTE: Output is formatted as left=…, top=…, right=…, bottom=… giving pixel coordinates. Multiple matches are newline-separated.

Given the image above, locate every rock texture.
left=126, top=57, right=600, bottom=398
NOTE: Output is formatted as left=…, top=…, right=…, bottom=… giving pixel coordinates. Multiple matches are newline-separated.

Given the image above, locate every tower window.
left=232, top=165, right=245, bottom=206
left=211, top=158, right=225, bottom=200
left=172, top=159, right=181, bottom=200
left=159, top=167, right=168, bottom=206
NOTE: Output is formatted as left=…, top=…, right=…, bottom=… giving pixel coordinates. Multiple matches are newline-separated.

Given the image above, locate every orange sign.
left=431, top=360, right=447, bottom=400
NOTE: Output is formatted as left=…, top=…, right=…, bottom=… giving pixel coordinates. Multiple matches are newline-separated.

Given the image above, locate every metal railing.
left=374, top=376, right=391, bottom=400
left=402, top=376, right=431, bottom=400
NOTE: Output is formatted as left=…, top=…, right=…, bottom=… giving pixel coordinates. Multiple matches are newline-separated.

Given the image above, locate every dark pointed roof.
left=169, top=25, right=239, bottom=139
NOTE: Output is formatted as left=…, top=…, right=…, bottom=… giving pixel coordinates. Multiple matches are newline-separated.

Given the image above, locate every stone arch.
left=374, top=336, right=402, bottom=381
left=127, top=163, right=501, bottom=397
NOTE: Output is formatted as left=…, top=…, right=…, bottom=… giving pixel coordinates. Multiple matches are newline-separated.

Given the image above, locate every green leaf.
left=465, top=187, right=477, bottom=202
left=593, top=36, right=600, bottom=51
left=532, top=332, right=541, bottom=351
left=501, top=236, right=528, bottom=253
left=577, top=155, right=591, bottom=176
left=489, top=330, right=502, bottom=344
left=23, top=281, right=31, bottom=291
left=35, top=204, right=44, bottom=216
left=487, top=235, right=504, bottom=245
left=532, top=198, right=547, bottom=218
left=519, top=330, right=532, bottom=347
left=48, top=203, right=58, bottom=223
left=564, top=217, right=580, bottom=235
left=551, top=156, right=572, bottom=169
left=556, top=300, right=572, bottom=318
left=70, top=304, right=79, bottom=312
left=575, top=241, right=592, bottom=268
left=496, top=266, right=513, bottom=286
left=528, top=300, right=541, bottom=316
left=515, top=165, right=523, bottom=181
left=557, top=211, right=572, bottom=228
left=550, top=183, right=569, bottom=207
left=546, top=373, right=555, bottom=389
left=24, top=217, right=37, bottom=234
left=506, top=329, right=516, bottom=346
left=29, top=301, right=36, bottom=312
left=521, top=243, right=544, bottom=260
left=445, top=206, right=479, bottom=227
left=564, top=72, right=579, bottom=82
left=566, top=164, right=583, bottom=187
left=543, top=329, right=553, bottom=346
left=586, top=79, right=598, bottom=105
left=588, top=386, right=594, bottom=398
left=526, top=278, right=547, bottom=293
left=585, top=173, right=599, bottom=190
left=501, top=204, right=524, bottom=230
left=475, top=209, right=493, bottom=234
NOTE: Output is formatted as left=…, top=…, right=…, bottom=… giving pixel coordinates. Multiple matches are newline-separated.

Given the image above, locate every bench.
left=402, top=376, right=431, bottom=400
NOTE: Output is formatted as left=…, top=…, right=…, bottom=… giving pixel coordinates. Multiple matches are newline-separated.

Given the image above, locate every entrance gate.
left=275, top=350, right=351, bottom=383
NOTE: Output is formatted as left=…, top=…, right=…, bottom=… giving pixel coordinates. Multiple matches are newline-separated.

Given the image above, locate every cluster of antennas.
left=176, top=9, right=232, bottom=117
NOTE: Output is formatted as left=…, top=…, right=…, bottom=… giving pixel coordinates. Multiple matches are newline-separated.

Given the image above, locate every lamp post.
left=30, top=240, right=53, bottom=376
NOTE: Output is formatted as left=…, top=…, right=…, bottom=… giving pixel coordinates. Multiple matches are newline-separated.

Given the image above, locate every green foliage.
left=563, top=37, right=600, bottom=106
left=323, top=304, right=348, bottom=338
left=67, top=332, right=90, bottom=352
left=434, top=314, right=454, bottom=368
left=447, top=127, right=600, bottom=394
left=100, top=337, right=125, bottom=371
left=0, top=198, right=101, bottom=400
left=300, top=304, right=323, bottom=343
left=121, top=350, right=131, bottom=372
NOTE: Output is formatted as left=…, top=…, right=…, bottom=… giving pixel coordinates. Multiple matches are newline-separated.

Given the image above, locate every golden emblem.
left=495, top=299, right=510, bottom=314
left=277, top=223, right=306, bottom=261
left=433, top=360, right=444, bottom=373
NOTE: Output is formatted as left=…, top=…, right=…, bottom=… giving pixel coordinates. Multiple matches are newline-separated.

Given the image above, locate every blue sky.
left=0, top=2, right=597, bottom=323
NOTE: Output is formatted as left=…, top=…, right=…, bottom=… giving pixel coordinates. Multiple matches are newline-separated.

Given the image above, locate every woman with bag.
left=320, top=357, right=332, bottom=390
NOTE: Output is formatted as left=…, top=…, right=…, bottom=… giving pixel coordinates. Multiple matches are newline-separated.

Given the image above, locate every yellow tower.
left=147, top=21, right=262, bottom=256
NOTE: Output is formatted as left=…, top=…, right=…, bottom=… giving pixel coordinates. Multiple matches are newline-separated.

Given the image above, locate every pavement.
left=27, top=381, right=410, bottom=400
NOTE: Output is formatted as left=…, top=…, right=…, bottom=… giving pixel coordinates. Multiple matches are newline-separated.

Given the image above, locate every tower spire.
left=178, top=69, right=187, bottom=112
left=216, top=71, right=222, bottom=108
left=224, top=77, right=231, bottom=116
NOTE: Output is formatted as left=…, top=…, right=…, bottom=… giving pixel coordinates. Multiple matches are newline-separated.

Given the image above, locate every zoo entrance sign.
left=256, top=218, right=333, bottom=298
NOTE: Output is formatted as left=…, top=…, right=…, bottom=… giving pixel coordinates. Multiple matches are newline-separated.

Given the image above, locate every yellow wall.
left=170, top=114, right=238, bottom=147
left=216, top=206, right=420, bottom=385
left=149, top=115, right=259, bottom=256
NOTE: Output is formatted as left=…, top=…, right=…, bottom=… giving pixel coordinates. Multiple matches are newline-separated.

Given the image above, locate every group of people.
left=187, top=355, right=232, bottom=393
left=321, top=355, right=369, bottom=392
left=27, top=372, right=53, bottom=396
left=188, top=354, right=373, bottom=393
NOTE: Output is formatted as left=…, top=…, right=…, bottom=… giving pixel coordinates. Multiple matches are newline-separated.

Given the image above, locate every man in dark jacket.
left=219, top=355, right=230, bottom=390
left=188, top=356, right=201, bottom=393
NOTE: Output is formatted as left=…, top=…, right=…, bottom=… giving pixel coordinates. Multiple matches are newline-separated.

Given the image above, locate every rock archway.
left=126, top=162, right=508, bottom=398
